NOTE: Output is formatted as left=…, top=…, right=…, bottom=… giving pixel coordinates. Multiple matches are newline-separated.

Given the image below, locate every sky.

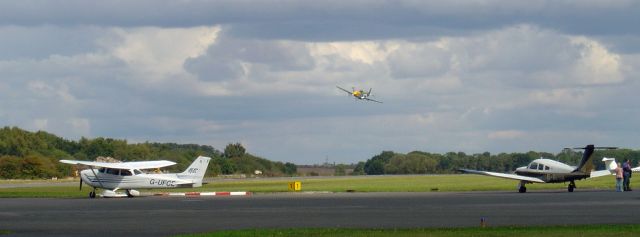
left=1, top=1, right=640, bottom=164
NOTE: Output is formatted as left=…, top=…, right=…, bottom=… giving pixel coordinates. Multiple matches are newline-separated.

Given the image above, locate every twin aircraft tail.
left=179, top=156, right=211, bottom=187
left=572, top=145, right=617, bottom=173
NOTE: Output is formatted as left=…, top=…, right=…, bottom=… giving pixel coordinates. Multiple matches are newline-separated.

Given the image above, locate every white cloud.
left=570, top=36, right=623, bottom=85
left=107, top=26, right=220, bottom=78
left=1, top=3, right=640, bottom=164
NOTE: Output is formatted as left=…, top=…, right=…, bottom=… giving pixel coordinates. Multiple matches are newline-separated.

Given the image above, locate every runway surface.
left=1, top=190, right=640, bottom=237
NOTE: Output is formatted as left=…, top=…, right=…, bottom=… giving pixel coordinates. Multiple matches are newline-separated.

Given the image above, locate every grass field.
left=0, top=174, right=634, bottom=198
left=176, top=224, right=640, bottom=237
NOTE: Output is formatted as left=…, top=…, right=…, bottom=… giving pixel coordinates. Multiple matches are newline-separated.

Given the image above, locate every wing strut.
left=88, top=165, right=105, bottom=189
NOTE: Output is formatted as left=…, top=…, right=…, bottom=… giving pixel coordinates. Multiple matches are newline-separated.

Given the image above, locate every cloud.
left=1, top=2, right=640, bottom=164
left=1, top=1, right=639, bottom=40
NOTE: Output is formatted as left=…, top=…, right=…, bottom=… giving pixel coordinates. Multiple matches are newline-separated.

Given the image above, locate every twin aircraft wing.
left=59, top=160, right=176, bottom=170
left=458, top=169, right=545, bottom=183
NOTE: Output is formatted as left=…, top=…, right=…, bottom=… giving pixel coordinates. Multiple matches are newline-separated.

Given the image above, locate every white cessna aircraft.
left=460, top=145, right=618, bottom=193
left=60, top=156, right=211, bottom=198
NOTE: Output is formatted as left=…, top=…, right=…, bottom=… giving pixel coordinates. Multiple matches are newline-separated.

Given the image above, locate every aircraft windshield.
left=120, top=169, right=132, bottom=176
left=529, top=163, right=538, bottom=169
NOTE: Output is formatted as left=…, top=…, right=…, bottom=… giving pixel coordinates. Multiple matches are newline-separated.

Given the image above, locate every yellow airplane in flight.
left=336, top=86, right=383, bottom=103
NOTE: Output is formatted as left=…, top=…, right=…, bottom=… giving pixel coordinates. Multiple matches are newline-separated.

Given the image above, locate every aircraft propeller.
left=79, top=178, right=83, bottom=191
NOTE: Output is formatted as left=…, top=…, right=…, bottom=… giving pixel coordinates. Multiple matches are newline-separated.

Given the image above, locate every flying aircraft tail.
left=571, top=145, right=617, bottom=173
left=178, top=156, right=211, bottom=187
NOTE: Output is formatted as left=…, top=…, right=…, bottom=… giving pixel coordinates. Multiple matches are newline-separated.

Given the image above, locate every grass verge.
left=176, top=224, right=640, bottom=237
left=0, top=174, right=632, bottom=198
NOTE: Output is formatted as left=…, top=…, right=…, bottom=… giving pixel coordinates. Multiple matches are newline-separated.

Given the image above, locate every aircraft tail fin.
left=178, top=156, right=211, bottom=187
left=602, top=157, right=618, bottom=174
left=571, top=145, right=617, bottom=173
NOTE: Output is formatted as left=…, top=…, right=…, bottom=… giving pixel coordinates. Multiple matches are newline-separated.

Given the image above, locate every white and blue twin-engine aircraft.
left=60, top=156, right=211, bottom=198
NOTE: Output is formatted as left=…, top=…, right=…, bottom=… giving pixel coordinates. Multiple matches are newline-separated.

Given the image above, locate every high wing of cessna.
left=336, top=86, right=383, bottom=103
left=460, top=145, right=617, bottom=193
left=60, top=156, right=211, bottom=198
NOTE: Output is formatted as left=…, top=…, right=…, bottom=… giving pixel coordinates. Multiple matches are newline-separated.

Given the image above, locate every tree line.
left=3, top=126, right=639, bottom=179
left=353, top=148, right=640, bottom=175
left=0, top=127, right=296, bottom=179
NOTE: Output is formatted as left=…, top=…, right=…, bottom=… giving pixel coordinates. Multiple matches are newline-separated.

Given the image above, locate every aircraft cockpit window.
left=134, top=169, right=142, bottom=175
left=106, top=168, right=120, bottom=175
left=537, top=164, right=544, bottom=170
left=98, top=167, right=105, bottom=173
left=529, top=163, right=538, bottom=169
left=120, top=169, right=132, bottom=176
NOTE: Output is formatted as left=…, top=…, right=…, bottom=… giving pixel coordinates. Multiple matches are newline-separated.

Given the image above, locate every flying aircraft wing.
left=363, top=97, right=383, bottom=103
left=336, top=86, right=352, bottom=94
left=459, top=169, right=545, bottom=183
left=60, top=160, right=176, bottom=169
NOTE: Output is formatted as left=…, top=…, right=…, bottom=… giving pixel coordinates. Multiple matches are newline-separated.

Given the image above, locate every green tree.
left=221, top=159, right=236, bottom=174
left=224, top=143, right=246, bottom=158
left=283, top=162, right=297, bottom=176
left=352, top=162, right=365, bottom=175
left=364, top=151, right=394, bottom=175
left=0, top=156, right=21, bottom=179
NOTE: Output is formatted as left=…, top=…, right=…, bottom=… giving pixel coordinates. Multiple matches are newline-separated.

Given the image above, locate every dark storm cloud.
left=1, top=1, right=639, bottom=41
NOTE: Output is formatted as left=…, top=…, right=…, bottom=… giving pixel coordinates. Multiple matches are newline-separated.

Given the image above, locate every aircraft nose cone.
left=79, top=170, right=91, bottom=183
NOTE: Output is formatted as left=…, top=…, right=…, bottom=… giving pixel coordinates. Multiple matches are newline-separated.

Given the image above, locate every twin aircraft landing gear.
left=518, top=181, right=577, bottom=193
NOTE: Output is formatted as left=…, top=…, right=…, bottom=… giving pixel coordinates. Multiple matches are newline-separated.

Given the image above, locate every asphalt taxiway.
left=1, top=190, right=639, bottom=237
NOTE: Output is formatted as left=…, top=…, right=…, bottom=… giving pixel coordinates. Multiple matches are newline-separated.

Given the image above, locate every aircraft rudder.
left=181, top=156, right=211, bottom=187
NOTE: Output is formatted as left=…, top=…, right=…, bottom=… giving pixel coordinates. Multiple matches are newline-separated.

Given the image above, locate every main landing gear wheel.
left=519, top=185, right=527, bottom=193
left=568, top=182, right=576, bottom=192
left=126, top=190, right=134, bottom=198
left=89, top=191, right=96, bottom=198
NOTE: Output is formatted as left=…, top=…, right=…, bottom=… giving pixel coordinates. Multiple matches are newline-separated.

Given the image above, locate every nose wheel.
left=89, top=189, right=96, bottom=198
